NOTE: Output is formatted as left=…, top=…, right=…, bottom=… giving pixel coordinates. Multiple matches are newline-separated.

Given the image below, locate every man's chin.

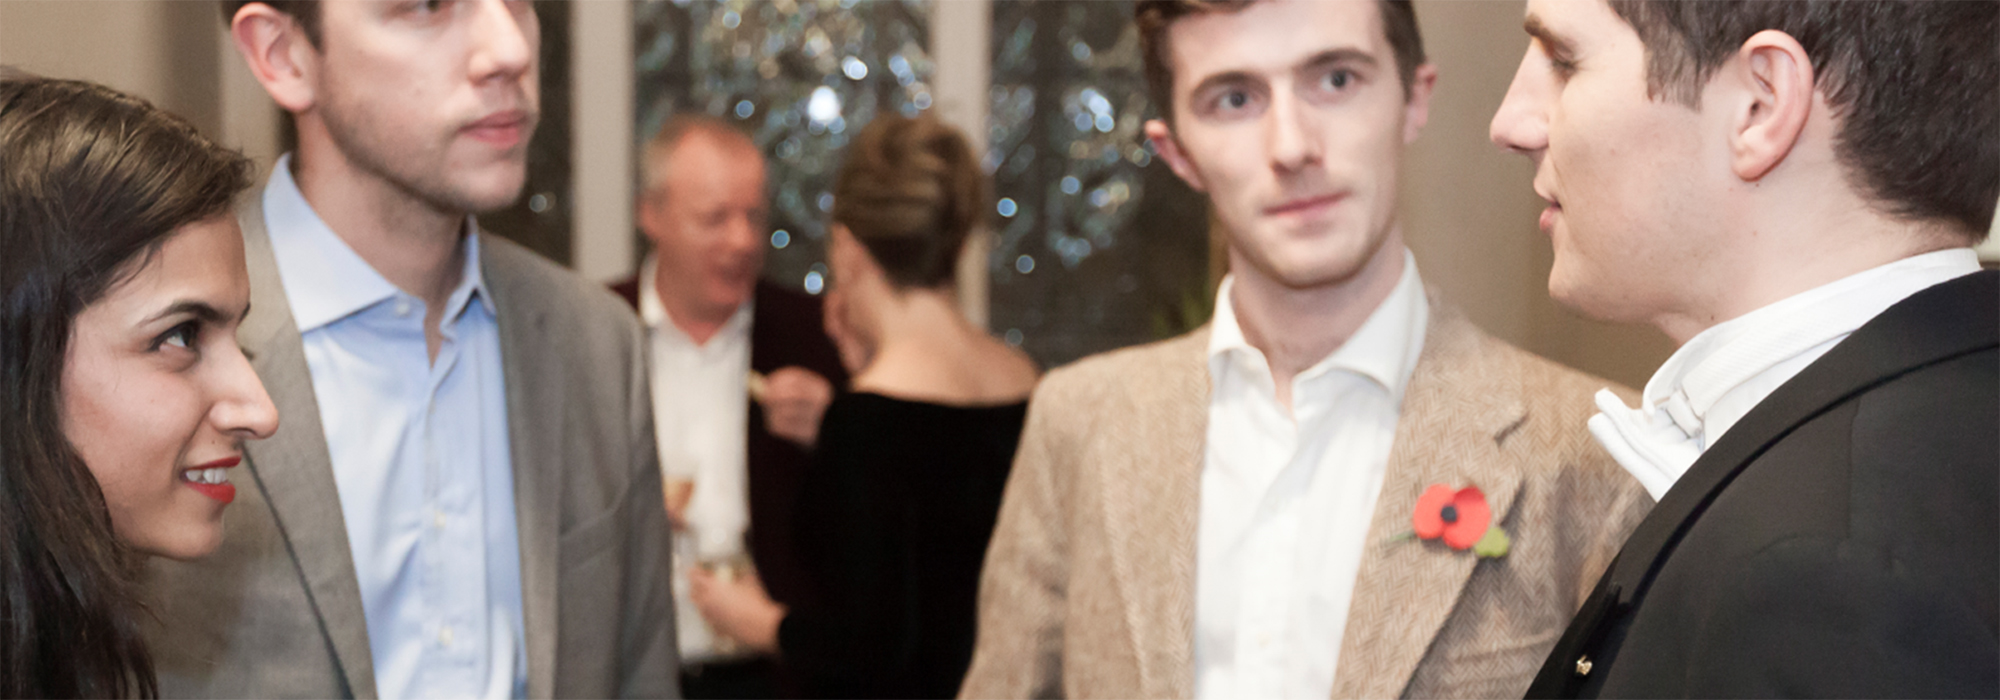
left=442, top=173, right=529, bottom=215
left=1548, top=270, right=1645, bottom=326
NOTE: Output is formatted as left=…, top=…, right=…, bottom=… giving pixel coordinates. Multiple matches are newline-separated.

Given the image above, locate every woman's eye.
left=157, top=321, right=200, bottom=351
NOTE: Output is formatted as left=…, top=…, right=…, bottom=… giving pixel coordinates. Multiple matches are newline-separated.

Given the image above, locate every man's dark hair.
left=219, top=0, right=321, bottom=48
left=1137, top=0, right=1426, bottom=121
left=1609, top=0, right=1997, bottom=241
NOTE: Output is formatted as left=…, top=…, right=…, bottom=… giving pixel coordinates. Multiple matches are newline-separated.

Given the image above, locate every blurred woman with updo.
left=690, top=113, right=1038, bottom=698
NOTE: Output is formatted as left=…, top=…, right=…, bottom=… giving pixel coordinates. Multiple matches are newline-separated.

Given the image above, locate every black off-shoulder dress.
left=775, top=392, right=1028, bottom=699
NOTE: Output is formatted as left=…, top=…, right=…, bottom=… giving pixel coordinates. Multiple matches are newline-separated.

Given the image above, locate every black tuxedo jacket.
left=611, top=277, right=850, bottom=611
left=1528, top=270, right=1999, bottom=699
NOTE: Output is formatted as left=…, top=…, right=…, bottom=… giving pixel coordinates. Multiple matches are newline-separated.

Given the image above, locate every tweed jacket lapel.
left=1098, top=327, right=1211, bottom=699
left=1332, top=300, right=1531, bottom=699
left=235, top=189, right=380, bottom=698
left=480, top=233, right=565, bottom=700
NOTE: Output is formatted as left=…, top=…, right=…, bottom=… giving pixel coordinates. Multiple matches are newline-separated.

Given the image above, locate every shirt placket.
left=417, top=297, right=486, bottom=694
left=1239, top=378, right=1303, bottom=699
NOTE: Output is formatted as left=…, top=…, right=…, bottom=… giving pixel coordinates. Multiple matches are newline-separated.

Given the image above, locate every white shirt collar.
left=1207, top=248, right=1429, bottom=403
left=1591, top=247, right=1982, bottom=499
left=264, top=153, right=491, bottom=333
left=636, top=251, right=752, bottom=348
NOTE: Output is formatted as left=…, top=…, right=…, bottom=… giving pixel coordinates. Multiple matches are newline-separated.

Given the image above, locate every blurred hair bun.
left=832, top=113, right=986, bottom=290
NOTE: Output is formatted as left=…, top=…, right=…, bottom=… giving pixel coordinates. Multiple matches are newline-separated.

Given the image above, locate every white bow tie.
left=1587, top=388, right=1702, bottom=501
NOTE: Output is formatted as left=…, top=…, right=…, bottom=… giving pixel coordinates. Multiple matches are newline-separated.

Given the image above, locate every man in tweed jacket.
left=959, top=2, right=1650, bottom=698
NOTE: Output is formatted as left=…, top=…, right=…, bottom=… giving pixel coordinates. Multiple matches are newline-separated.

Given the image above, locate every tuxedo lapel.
left=483, top=234, right=565, bottom=700
left=1097, top=328, right=1210, bottom=699
left=235, top=191, right=379, bottom=698
left=1333, top=304, right=1529, bottom=699
left=1604, top=270, right=1999, bottom=605
left=1527, top=273, right=1999, bottom=699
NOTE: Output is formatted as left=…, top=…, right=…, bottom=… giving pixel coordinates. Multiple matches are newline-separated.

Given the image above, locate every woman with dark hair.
left=690, top=114, right=1039, bottom=698
left=0, top=73, right=278, bottom=697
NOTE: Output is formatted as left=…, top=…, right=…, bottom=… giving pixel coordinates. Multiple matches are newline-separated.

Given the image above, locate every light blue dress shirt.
left=264, top=156, right=528, bottom=700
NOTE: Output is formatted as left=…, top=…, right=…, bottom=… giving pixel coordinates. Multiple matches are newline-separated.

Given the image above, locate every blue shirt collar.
left=264, top=153, right=493, bottom=332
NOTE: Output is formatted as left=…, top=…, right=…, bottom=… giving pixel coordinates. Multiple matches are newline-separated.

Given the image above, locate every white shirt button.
left=433, top=511, right=447, bottom=529
left=439, top=625, right=454, bottom=647
left=394, top=299, right=413, bottom=317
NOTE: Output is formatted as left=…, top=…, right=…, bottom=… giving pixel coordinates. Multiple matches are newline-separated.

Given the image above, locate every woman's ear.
left=827, top=223, right=880, bottom=289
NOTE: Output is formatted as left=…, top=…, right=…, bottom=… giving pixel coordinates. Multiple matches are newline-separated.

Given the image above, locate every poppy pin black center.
left=1440, top=505, right=1459, bottom=524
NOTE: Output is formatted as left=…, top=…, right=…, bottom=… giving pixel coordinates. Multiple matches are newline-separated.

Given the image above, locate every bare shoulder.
left=979, top=335, right=1042, bottom=398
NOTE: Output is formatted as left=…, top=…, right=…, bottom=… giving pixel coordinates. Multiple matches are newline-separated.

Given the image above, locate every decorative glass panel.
left=634, top=0, right=935, bottom=296
left=987, top=0, right=1211, bottom=368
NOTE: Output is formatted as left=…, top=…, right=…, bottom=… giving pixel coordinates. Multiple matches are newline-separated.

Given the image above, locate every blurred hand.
left=688, top=567, right=785, bottom=653
left=758, top=366, right=833, bottom=449
left=662, top=479, right=694, bottom=531
left=822, top=285, right=874, bottom=376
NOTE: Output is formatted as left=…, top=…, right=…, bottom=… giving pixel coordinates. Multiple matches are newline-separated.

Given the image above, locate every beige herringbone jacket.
left=959, top=299, right=1652, bottom=700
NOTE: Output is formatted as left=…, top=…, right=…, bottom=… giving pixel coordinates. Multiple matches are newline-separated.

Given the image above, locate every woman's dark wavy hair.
left=0, top=71, right=252, bottom=698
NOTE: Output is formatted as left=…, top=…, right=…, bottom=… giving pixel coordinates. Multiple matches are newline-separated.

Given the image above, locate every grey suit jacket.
left=144, top=187, right=680, bottom=698
left=959, top=298, right=1653, bottom=699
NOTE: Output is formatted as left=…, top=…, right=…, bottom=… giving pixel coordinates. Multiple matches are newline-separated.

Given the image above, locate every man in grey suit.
left=144, top=1, right=678, bottom=697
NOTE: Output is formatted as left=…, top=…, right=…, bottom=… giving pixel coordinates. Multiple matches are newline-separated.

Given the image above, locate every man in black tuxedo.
left=611, top=114, right=848, bottom=698
left=1489, top=0, right=1997, bottom=697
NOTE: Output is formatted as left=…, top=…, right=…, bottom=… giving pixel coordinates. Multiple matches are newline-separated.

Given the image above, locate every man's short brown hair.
left=1609, top=0, right=1997, bottom=241
left=219, top=1, right=321, bottom=48
left=1136, top=0, right=1426, bottom=121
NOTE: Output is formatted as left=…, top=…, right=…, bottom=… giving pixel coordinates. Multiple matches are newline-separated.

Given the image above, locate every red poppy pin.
left=1406, top=484, right=1510, bottom=558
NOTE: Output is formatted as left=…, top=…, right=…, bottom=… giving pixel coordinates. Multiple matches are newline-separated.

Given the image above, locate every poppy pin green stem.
left=1473, top=526, right=1511, bottom=558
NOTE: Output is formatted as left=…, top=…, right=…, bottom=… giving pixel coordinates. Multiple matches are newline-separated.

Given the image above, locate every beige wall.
left=0, top=1, right=281, bottom=173
left=1403, top=0, right=1673, bottom=388
left=1, top=1, right=220, bottom=137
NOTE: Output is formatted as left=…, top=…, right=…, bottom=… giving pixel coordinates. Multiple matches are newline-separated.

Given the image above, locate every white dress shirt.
left=1195, top=250, right=1429, bottom=700
left=1591, top=248, right=1984, bottom=499
left=638, top=254, right=756, bottom=664
left=264, top=155, right=527, bottom=699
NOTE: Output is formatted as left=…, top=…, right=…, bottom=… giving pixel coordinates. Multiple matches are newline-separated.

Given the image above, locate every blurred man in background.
left=962, top=1, right=1650, bottom=697
left=146, top=1, right=677, bottom=696
left=612, top=114, right=847, bottom=698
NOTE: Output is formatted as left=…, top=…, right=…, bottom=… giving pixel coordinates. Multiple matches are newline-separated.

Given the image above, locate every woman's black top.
left=775, top=392, right=1028, bottom=699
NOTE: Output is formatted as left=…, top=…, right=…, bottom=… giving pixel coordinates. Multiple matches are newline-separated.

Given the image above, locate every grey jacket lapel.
left=481, top=234, right=564, bottom=700
left=236, top=189, right=379, bottom=698
left=1332, top=302, right=1528, bottom=699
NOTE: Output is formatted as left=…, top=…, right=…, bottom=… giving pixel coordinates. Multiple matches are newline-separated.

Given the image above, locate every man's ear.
left=1723, top=29, right=1814, bottom=182
left=1402, top=63, right=1439, bottom=144
left=229, top=3, right=319, bottom=114
left=635, top=190, right=661, bottom=240
left=1144, top=118, right=1207, bottom=193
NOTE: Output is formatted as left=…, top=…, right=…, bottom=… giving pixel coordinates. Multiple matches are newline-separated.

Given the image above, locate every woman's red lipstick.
left=182, top=456, right=240, bottom=504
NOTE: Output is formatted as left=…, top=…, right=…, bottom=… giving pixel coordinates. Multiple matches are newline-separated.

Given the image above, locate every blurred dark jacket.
left=612, top=276, right=849, bottom=613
